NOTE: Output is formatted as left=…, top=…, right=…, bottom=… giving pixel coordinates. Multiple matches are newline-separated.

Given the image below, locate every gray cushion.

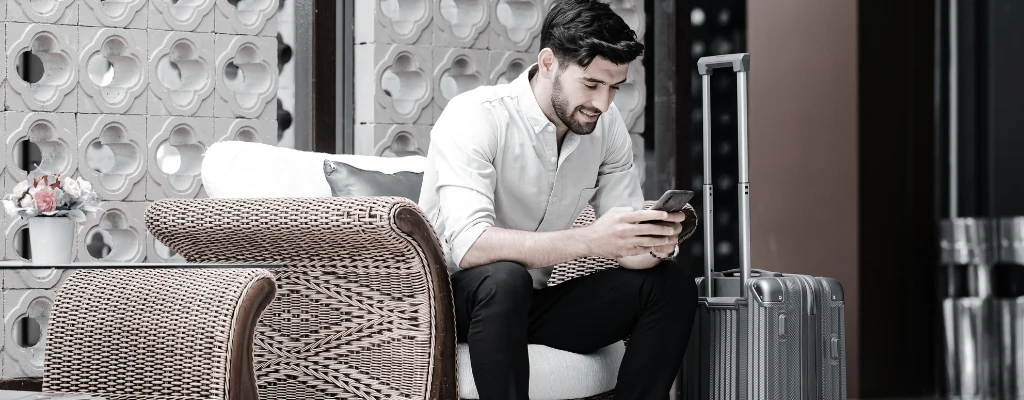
left=323, top=159, right=423, bottom=201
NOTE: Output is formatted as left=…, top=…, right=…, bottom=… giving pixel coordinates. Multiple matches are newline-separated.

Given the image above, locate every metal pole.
left=293, top=0, right=314, bottom=152
left=737, top=71, right=751, bottom=298
left=949, top=0, right=958, bottom=219
left=702, top=74, right=715, bottom=297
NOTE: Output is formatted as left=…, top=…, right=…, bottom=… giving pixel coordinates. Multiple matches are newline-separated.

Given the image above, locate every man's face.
left=550, top=56, right=629, bottom=135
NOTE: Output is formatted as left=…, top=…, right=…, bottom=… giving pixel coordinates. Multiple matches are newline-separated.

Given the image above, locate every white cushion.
left=201, top=141, right=426, bottom=198
left=457, top=341, right=625, bottom=400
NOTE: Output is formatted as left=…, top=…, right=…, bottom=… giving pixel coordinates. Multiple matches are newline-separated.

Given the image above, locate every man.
left=419, top=1, right=698, bottom=398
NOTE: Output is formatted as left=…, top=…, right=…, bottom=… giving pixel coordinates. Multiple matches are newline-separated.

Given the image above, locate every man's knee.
left=473, top=261, right=533, bottom=304
left=643, top=261, right=698, bottom=311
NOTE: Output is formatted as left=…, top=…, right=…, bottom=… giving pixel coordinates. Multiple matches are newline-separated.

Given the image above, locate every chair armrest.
left=43, top=268, right=276, bottom=400
left=147, top=197, right=435, bottom=266
left=145, top=197, right=458, bottom=399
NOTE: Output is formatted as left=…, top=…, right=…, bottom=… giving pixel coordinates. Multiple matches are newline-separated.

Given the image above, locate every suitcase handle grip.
left=697, top=53, right=750, bottom=75
left=717, top=268, right=781, bottom=278
left=701, top=297, right=743, bottom=310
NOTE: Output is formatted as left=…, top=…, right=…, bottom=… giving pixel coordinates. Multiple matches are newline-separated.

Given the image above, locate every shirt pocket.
left=566, top=186, right=600, bottom=229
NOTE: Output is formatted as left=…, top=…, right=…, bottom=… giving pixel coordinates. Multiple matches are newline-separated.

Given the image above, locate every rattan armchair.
left=42, top=267, right=277, bottom=400
left=145, top=196, right=677, bottom=399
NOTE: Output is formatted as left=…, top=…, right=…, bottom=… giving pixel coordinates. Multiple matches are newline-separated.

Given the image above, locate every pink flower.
left=33, top=187, right=57, bottom=212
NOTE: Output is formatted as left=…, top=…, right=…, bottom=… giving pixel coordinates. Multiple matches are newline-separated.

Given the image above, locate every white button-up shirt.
left=418, top=65, right=644, bottom=288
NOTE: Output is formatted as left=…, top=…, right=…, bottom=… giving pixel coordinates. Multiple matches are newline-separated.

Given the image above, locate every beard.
left=551, top=72, right=601, bottom=135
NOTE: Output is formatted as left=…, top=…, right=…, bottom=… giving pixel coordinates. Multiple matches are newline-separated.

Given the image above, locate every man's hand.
left=582, top=207, right=682, bottom=259
left=646, top=211, right=687, bottom=257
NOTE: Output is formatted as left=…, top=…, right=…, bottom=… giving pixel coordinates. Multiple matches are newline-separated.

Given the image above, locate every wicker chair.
left=146, top=196, right=676, bottom=399
left=42, top=267, right=277, bottom=400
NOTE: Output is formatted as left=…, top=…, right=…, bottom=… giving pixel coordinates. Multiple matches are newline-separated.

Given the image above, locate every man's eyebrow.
left=581, top=77, right=628, bottom=85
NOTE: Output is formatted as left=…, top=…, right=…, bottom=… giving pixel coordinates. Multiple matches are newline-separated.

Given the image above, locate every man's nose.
left=590, top=89, right=614, bottom=113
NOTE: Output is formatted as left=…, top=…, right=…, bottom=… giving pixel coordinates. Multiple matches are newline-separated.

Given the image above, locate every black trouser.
left=451, top=260, right=698, bottom=400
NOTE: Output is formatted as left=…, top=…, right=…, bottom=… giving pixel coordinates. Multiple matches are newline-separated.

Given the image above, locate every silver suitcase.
left=995, top=217, right=1024, bottom=398
left=679, top=53, right=847, bottom=400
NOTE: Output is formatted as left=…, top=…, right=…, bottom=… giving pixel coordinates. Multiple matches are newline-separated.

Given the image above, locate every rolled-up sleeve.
left=427, top=98, right=499, bottom=271
left=590, top=105, right=645, bottom=218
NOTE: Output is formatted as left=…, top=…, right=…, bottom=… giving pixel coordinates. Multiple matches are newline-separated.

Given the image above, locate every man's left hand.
left=645, top=211, right=686, bottom=257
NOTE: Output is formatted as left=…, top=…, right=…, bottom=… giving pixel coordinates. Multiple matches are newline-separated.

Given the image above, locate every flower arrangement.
left=2, top=174, right=101, bottom=222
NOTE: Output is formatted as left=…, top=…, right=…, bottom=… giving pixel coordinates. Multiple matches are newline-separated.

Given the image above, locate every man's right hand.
left=582, top=207, right=679, bottom=259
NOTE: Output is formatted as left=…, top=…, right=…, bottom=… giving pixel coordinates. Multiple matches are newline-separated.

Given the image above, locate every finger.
left=663, top=212, right=687, bottom=223
left=653, top=243, right=676, bottom=254
left=635, top=236, right=677, bottom=248
left=639, top=220, right=675, bottom=230
left=628, top=245, right=652, bottom=257
left=621, top=210, right=670, bottom=223
left=644, top=221, right=682, bottom=235
left=605, top=207, right=635, bottom=215
left=631, top=222, right=675, bottom=237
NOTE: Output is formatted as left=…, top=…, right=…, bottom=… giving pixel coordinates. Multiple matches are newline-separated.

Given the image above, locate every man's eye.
left=584, top=84, right=598, bottom=89
left=610, top=86, right=621, bottom=90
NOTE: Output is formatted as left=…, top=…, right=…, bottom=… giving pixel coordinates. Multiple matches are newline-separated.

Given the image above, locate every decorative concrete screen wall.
left=0, top=0, right=279, bottom=379
left=353, top=0, right=647, bottom=176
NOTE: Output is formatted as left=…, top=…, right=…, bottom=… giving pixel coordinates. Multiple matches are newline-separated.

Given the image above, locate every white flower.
left=18, top=193, right=33, bottom=208
left=11, top=180, right=28, bottom=197
left=76, top=177, right=93, bottom=195
left=3, top=200, right=16, bottom=216
left=63, top=177, right=81, bottom=197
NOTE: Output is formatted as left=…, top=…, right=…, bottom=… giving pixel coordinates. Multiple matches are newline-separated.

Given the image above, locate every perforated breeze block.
left=145, top=116, right=213, bottom=200
left=5, top=23, right=78, bottom=113
left=214, top=118, right=276, bottom=144
left=148, top=0, right=214, bottom=32
left=76, top=114, right=147, bottom=201
left=355, top=123, right=430, bottom=158
left=7, top=0, right=77, bottom=25
left=354, top=43, right=433, bottom=125
left=78, top=27, right=149, bottom=115
left=147, top=30, right=215, bottom=117
left=1, top=289, right=57, bottom=378
left=4, top=112, right=78, bottom=183
left=80, top=0, right=148, bottom=29
left=76, top=201, right=147, bottom=263
left=214, top=0, right=278, bottom=36
left=214, top=34, right=277, bottom=120
left=354, top=0, right=431, bottom=46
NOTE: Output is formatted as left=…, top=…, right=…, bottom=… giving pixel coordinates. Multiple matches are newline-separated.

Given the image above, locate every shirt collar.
left=513, top=64, right=554, bottom=135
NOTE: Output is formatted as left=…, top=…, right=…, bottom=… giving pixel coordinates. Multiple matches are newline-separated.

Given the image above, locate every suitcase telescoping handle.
left=696, top=53, right=752, bottom=299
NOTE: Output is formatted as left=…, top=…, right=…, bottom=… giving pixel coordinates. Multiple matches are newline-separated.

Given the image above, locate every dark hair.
left=540, top=0, right=644, bottom=68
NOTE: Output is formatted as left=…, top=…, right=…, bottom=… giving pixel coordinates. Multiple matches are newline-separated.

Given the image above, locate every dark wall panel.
left=987, top=1, right=1024, bottom=217
left=859, top=0, right=940, bottom=397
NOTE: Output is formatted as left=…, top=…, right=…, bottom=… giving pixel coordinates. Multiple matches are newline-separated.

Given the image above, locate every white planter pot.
left=28, top=217, right=75, bottom=264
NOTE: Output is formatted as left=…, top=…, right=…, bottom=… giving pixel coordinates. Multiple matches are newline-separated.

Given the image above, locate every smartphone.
left=651, top=190, right=694, bottom=213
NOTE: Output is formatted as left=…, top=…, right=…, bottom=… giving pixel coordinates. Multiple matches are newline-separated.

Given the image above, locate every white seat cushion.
left=457, top=341, right=625, bottom=400
left=201, top=141, right=426, bottom=199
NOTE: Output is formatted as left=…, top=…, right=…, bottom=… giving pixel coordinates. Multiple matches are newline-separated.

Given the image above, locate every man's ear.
left=537, top=48, right=558, bottom=79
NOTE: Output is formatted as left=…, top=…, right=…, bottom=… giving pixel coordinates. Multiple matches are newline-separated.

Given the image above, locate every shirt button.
left=550, top=156, right=556, bottom=163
